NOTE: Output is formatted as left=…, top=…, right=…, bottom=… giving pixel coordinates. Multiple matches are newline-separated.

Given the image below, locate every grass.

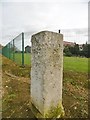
left=24, top=53, right=31, bottom=65
left=2, top=54, right=88, bottom=118
left=12, top=54, right=88, bottom=73
left=10, top=53, right=31, bottom=65
left=63, top=56, right=88, bottom=118
left=64, top=56, right=88, bottom=73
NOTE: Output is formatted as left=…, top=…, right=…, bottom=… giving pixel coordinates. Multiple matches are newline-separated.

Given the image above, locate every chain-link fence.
left=2, top=33, right=31, bottom=66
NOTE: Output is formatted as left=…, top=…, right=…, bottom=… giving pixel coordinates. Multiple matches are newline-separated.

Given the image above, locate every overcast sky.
left=0, top=0, right=89, bottom=46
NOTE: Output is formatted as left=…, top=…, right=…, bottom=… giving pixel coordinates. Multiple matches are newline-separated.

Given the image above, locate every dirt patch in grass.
left=2, top=55, right=31, bottom=78
left=63, top=71, right=88, bottom=118
left=2, top=55, right=35, bottom=118
left=2, top=72, right=36, bottom=118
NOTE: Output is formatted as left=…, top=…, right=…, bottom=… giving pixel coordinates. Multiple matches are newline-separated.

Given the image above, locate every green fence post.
left=13, top=39, right=15, bottom=61
left=22, top=32, right=24, bottom=66
left=9, top=43, right=10, bottom=59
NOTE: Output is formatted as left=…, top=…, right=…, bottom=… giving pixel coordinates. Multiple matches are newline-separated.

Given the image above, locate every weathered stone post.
left=31, top=31, right=64, bottom=118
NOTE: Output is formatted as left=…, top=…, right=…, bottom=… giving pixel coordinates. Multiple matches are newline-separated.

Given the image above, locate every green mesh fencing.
left=2, top=33, right=25, bottom=66
left=24, top=32, right=31, bottom=65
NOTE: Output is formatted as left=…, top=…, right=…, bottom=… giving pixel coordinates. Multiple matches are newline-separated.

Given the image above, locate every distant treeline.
left=63, top=42, right=90, bottom=58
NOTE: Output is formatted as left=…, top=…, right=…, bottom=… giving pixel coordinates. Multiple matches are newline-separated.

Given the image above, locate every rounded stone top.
left=32, top=30, right=63, bottom=37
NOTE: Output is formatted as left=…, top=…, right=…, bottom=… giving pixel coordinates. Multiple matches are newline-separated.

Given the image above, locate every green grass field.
left=24, top=53, right=31, bottom=65
left=64, top=56, right=88, bottom=73
left=11, top=53, right=31, bottom=65
left=13, top=53, right=88, bottom=73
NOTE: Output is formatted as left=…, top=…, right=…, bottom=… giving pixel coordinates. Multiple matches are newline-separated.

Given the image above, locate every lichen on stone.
left=44, top=102, right=65, bottom=118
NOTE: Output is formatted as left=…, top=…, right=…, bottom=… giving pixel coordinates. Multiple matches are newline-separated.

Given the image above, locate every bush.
left=65, top=51, right=72, bottom=57
left=64, top=47, right=72, bottom=57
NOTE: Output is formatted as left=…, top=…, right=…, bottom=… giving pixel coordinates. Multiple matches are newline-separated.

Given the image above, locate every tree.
left=63, top=47, right=72, bottom=57
left=68, top=46, right=75, bottom=55
left=82, top=43, right=88, bottom=57
left=63, top=42, right=89, bottom=58
left=74, top=43, right=79, bottom=56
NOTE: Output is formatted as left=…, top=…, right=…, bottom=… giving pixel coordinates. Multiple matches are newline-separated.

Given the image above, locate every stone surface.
left=31, top=31, right=64, bottom=118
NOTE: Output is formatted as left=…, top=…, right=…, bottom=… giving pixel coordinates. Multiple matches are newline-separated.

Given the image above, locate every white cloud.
left=62, top=28, right=88, bottom=44
left=1, top=0, right=88, bottom=45
left=0, top=2, right=2, bottom=44
left=0, top=0, right=89, bottom=3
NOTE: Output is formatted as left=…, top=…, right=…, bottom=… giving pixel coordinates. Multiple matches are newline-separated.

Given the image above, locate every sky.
left=0, top=0, right=89, bottom=46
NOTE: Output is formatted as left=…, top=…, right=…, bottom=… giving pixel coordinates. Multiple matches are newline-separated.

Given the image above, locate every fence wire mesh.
left=2, top=33, right=25, bottom=66
left=24, top=32, right=31, bottom=65
left=2, top=29, right=88, bottom=66
left=2, top=32, right=31, bottom=66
